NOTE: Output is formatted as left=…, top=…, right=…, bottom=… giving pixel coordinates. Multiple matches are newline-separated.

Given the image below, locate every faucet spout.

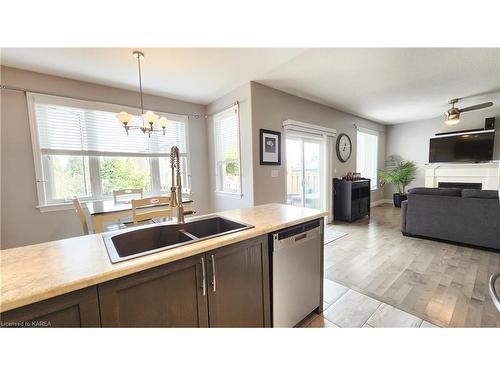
left=169, top=146, right=184, bottom=223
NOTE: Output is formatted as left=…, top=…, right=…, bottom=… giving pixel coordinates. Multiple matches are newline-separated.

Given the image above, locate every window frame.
left=356, top=126, right=379, bottom=191
left=212, top=104, right=243, bottom=198
left=27, top=92, right=191, bottom=211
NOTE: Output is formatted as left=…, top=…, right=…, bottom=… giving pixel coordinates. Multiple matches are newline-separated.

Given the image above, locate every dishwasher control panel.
left=273, top=219, right=322, bottom=251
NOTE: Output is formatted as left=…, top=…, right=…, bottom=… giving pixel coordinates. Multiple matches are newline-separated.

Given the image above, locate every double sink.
left=103, top=215, right=253, bottom=263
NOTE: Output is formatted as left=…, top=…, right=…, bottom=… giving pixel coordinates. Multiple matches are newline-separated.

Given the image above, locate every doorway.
left=285, top=131, right=326, bottom=210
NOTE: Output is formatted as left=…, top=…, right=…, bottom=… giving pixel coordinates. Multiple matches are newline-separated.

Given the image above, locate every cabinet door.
left=359, top=197, right=369, bottom=216
left=206, top=235, right=271, bottom=328
left=350, top=199, right=360, bottom=220
left=1, top=287, right=100, bottom=328
left=98, top=255, right=208, bottom=327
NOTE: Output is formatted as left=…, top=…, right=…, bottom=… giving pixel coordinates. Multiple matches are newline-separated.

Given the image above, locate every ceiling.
left=2, top=48, right=500, bottom=124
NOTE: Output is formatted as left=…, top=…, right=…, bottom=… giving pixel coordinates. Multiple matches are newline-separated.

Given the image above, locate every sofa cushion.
left=408, top=187, right=462, bottom=197
left=461, top=189, right=499, bottom=199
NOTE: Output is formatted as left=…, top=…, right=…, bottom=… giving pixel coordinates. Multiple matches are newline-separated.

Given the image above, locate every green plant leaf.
left=378, top=155, right=417, bottom=194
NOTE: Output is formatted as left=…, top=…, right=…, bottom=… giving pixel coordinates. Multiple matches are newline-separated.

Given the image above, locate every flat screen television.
left=429, top=131, right=495, bottom=163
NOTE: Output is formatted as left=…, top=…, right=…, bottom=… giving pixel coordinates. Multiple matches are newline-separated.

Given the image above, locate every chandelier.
left=115, top=51, right=169, bottom=137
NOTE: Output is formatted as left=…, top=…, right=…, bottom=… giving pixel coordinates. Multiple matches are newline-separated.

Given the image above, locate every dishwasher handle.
left=294, top=233, right=307, bottom=242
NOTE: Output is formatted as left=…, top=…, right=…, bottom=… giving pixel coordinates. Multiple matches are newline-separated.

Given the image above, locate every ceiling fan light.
left=444, top=112, right=460, bottom=125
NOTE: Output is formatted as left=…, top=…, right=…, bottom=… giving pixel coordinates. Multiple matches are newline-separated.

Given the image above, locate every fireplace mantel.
left=424, top=162, right=499, bottom=190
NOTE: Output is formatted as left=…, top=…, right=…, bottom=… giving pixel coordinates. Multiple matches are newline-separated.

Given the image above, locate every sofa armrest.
left=401, top=200, right=408, bottom=233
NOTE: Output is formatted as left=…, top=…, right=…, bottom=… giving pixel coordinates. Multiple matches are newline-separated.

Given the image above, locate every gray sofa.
left=401, top=187, right=500, bottom=250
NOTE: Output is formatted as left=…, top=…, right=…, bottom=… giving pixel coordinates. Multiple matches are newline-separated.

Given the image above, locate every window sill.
left=37, top=202, right=75, bottom=212
left=37, top=192, right=192, bottom=212
left=214, top=191, right=243, bottom=199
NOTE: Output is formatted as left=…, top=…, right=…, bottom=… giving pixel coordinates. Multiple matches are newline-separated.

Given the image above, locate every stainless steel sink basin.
left=103, top=215, right=253, bottom=263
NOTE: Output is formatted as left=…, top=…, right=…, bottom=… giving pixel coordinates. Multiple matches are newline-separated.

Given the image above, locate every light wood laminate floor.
left=324, top=204, right=500, bottom=328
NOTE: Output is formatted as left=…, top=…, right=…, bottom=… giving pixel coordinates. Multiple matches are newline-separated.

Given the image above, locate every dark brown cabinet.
left=0, top=287, right=100, bottom=328
left=98, top=235, right=270, bottom=328
left=206, top=235, right=270, bottom=327
left=333, top=178, right=371, bottom=222
left=2, top=235, right=272, bottom=328
left=98, top=254, right=208, bottom=327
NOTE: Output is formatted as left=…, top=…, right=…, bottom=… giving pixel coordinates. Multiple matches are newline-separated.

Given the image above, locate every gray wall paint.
left=206, top=83, right=254, bottom=211
left=1, top=66, right=210, bottom=249
left=385, top=108, right=500, bottom=198
left=1, top=69, right=389, bottom=249
left=250, top=82, right=387, bottom=206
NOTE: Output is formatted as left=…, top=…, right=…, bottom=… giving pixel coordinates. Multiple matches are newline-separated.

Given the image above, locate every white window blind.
left=356, top=127, right=379, bottom=190
left=213, top=105, right=241, bottom=194
left=27, top=93, right=190, bottom=207
left=35, top=102, right=186, bottom=156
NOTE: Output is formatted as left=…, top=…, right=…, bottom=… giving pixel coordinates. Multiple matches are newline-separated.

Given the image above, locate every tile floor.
left=302, top=280, right=440, bottom=328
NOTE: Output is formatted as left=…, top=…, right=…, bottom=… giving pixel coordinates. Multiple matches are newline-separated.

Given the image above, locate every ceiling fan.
left=444, top=98, right=493, bottom=125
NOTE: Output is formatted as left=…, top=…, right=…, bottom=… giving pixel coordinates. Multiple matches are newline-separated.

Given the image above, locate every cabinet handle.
left=211, top=254, right=216, bottom=293
left=200, top=257, right=206, bottom=296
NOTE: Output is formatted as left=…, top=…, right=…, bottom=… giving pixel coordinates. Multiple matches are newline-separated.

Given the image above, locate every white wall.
left=385, top=107, right=500, bottom=197
left=206, top=83, right=254, bottom=211
left=1, top=66, right=210, bottom=249
left=250, top=82, right=387, bottom=206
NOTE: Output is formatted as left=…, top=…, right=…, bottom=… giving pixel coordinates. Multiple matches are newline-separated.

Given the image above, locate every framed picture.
left=260, top=129, right=281, bottom=165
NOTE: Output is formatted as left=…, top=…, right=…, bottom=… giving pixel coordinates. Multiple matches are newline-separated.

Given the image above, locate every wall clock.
left=336, top=133, right=352, bottom=162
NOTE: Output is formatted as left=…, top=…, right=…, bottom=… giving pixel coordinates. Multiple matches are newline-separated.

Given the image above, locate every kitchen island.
left=0, top=204, right=326, bottom=327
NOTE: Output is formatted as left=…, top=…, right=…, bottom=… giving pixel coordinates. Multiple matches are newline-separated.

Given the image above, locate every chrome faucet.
left=169, top=146, right=185, bottom=224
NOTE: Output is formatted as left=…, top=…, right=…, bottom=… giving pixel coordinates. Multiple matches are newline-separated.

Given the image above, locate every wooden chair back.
left=131, top=196, right=172, bottom=225
left=73, top=198, right=90, bottom=235
left=113, top=188, right=143, bottom=204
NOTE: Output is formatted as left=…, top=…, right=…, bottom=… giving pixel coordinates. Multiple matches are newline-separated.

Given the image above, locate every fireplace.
left=438, top=182, right=482, bottom=190
left=424, top=163, right=499, bottom=190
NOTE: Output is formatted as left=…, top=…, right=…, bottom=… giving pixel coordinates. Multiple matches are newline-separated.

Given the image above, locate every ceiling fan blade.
left=459, top=102, right=493, bottom=112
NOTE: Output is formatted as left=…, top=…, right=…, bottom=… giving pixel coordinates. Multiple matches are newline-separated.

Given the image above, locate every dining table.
left=85, top=198, right=193, bottom=233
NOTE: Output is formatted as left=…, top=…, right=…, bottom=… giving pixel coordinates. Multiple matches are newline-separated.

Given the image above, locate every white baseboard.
left=371, top=199, right=392, bottom=207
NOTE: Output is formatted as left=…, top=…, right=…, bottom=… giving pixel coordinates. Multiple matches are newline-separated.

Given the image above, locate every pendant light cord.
left=137, top=54, right=144, bottom=114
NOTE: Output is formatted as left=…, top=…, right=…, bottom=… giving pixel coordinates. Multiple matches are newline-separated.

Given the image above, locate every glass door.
left=286, top=132, right=325, bottom=210
left=286, top=136, right=303, bottom=207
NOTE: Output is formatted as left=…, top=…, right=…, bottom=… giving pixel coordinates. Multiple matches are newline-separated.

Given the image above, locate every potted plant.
left=378, top=155, right=417, bottom=207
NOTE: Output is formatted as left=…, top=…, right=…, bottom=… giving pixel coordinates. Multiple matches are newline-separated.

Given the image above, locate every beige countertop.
left=0, top=203, right=326, bottom=313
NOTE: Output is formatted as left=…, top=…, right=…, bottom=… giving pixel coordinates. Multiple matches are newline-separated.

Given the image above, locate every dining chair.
left=73, top=197, right=129, bottom=234
left=73, top=198, right=90, bottom=235
left=131, top=196, right=172, bottom=226
left=113, top=188, right=143, bottom=204
left=112, top=188, right=144, bottom=225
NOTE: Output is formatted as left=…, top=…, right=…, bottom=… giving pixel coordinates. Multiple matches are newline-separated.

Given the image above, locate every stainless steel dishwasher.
left=272, top=219, right=323, bottom=327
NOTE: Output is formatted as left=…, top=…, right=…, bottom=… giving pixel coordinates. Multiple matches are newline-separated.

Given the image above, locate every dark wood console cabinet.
left=333, top=178, right=371, bottom=222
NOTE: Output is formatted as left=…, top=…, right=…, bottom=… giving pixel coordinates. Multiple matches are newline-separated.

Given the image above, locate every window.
left=356, top=127, right=379, bottom=190
left=213, top=105, right=241, bottom=195
left=28, top=93, right=190, bottom=207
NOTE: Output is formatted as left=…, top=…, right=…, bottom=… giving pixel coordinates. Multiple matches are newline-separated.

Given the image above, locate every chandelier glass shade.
left=115, top=51, right=169, bottom=137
